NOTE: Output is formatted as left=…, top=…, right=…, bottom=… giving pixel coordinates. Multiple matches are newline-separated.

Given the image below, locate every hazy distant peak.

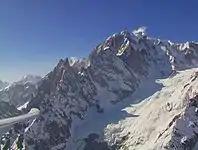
left=0, top=80, right=9, bottom=90
left=18, top=74, right=42, bottom=84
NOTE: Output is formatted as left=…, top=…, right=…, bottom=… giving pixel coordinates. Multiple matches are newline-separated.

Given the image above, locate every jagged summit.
left=57, top=28, right=198, bottom=78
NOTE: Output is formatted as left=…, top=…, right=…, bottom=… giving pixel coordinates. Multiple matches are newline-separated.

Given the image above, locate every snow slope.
left=104, top=68, right=198, bottom=150
left=68, top=68, right=198, bottom=150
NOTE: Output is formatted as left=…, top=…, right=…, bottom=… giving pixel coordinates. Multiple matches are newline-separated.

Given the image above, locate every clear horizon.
left=0, top=0, right=197, bottom=82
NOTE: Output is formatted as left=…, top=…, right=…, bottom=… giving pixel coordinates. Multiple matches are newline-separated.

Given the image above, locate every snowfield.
left=67, top=68, right=198, bottom=150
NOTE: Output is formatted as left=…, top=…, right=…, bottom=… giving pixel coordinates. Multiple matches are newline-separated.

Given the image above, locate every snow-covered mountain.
left=102, top=69, right=198, bottom=150
left=3, top=27, right=198, bottom=150
left=0, top=75, right=41, bottom=107
left=0, top=80, right=9, bottom=91
left=18, top=75, right=42, bottom=85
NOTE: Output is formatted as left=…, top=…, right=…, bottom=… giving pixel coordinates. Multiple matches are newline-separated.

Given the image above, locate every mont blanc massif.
left=1, top=27, right=198, bottom=150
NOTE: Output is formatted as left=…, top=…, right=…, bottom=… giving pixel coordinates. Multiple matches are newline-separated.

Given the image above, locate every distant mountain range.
left=0, top=75, right=41, bottom=107
left=0, top=80, right=9, bottom=91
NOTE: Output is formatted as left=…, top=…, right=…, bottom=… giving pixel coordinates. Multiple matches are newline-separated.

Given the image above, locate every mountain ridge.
left=26, top=28, right=198, bottom=150
left=0, top=75, right=41, bottom=107
left=0, top=80, right=9, bottom=91
left=2, top=27, right=198, bottom=150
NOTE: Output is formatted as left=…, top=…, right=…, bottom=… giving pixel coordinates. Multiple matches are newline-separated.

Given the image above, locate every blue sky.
left=0, top=0, right=197, bottom=82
